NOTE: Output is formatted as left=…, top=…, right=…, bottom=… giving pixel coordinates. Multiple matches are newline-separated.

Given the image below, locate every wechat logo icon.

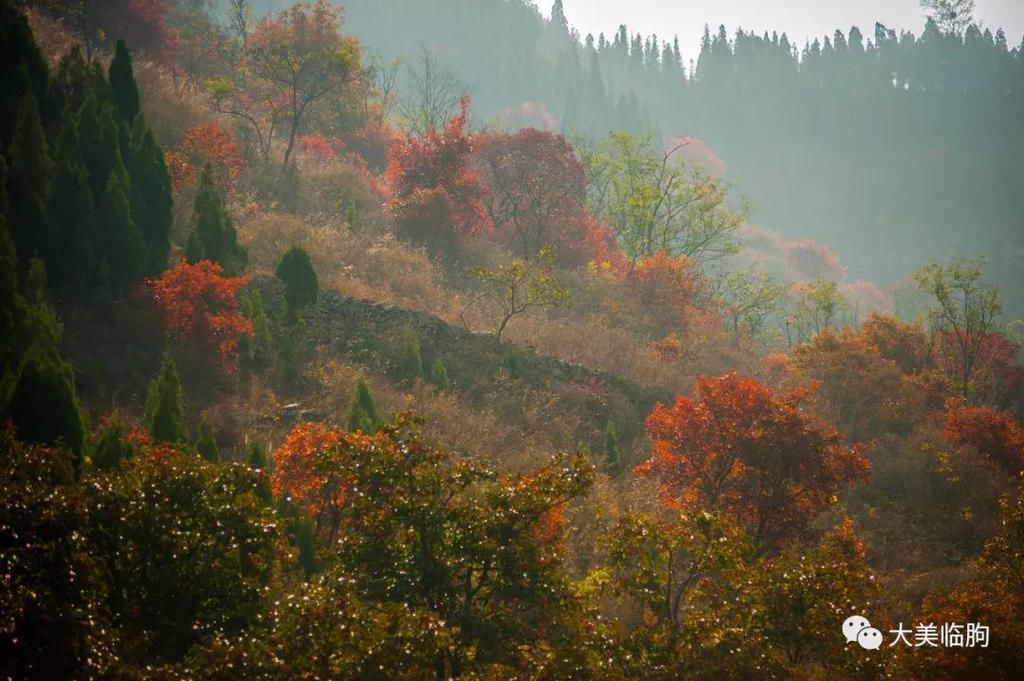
left=843, top=615, right=883, bottom=650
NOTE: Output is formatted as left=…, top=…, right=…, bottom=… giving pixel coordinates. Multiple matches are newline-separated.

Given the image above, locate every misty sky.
left=556, top=0, right=1024, bottom=61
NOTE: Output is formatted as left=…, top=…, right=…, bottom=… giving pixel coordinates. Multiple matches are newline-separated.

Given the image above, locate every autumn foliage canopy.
left=637, top=373, right=871, bottom=547
left=165, top=121, right=243, bottom=191
left=149, top=260, right=253, bottom=371
left=385, top=98, right=490, bottom=247
left=945, top=398, right=1024, bottom=475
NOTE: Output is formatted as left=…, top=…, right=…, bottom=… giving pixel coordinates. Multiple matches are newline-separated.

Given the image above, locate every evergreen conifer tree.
left=550, top=0, right=568, bottom=32
left=0, top=2, right=50, bottom=151
left=7, top=90, right=53, bottom=264
left=429, top=357, right=451, bottom=391
left=145, top=352, right=186, bottom=444
left=195, top=412, right=219, bottom=462
left=93, top=411, right=134, bottom=471
left=275, top=245, right=318, bottom=322
left=293, top=514, right=318, bottom=577
left=127, top=119, right=172, bottom=275
left=98, top=171, right=146, bottom=294
left=186, top=165, right=247, bottom=275
left=345, top=377, right=380, bottom=433
left=77, top=91, right=125, bottom=204
left=397, top=325, right=422, bottom=382
left=49, top=108, right=97, bottom=289
left=248, top=439, right=273, bottom=503
left=604, top=418, right=622, bottom=474
left=4, top=348, right=87, bottom=471
left=0, top=165, right=20, bottom=373
left=239, top=289, right=274, bottom=371
left=108, top=39, right=140, bottom=126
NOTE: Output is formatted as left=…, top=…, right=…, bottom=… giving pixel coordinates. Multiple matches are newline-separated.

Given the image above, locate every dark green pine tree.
left=127, top=119, right=172, bottom=275
left=429, top=357, right=451, bottom=391
left=247, top=439, right=273, bottom=503
left=195, top=412, right=219, bottom=462
left=92, top=411, right=134, bottom=471
left=4, top=346, right=88, bottom=472
left=49, top=47, right=108, bottom=138
left=603, top=418, right=622, bottom=475
left=77, top=91, right=125, bottom=203
left=0, top=160, right=17, bottom=372
left=0, top=1, right=50, bottom=152
left=275, top=244, right=318, bottom=322
left=145, top=352, right=186, bottom=444
left=186, top=165, right=247, bottom=275
left=396, top=325, right=422, bottom=382
left=6, top=90, right=53, bottom=265
left=108, top=39, right=140, bottom=126
left=239, top=289, right=274, bottom=372
left=48, top=107, right=97, bottom=290
left=98, top=171, right=146, bottom=294
left=293, top=514, right=318, bottom=577
left=345, top=376, right=381, bottom=433
left=0, top=218, right=18, bottom=374
left=5, top=258, right=62, bottom=386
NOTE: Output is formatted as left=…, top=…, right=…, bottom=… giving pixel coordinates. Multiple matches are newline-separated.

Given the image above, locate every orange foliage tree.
left=944, top=399, right=1024, bottom=475
left=149, top=260, right=253, bottom=371
left=625, top=250, right=704, bottom=338
left=789, top=328, right=922, bottom=440
left=271, top=421, right=352, bottom=539
left=165, top=121, right=243, bottom=191
left=858, top=312, right=931, bottom=375
left=637, top=373, right=871, bottom=548
left=385, top=98, right=490, bottom=250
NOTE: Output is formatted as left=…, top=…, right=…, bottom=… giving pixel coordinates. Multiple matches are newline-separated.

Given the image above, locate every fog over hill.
left=333, top=0, right=1024, bottom=314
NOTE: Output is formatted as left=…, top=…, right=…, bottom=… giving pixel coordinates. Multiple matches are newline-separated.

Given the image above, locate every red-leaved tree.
left=385, top=97, right=490, bottom=251
left=637, top=373, right=871, bottom=549
left=945, top=398, right=1024, bottom=475
left=272, top=421, right=350, bottom=538
left=165, top=121, right=243, bottom=191
left=476, top=128, right=591, bottom=262
left=625, top=250, right=704, bottom=338
left=149, top=260, right=253, bottom=371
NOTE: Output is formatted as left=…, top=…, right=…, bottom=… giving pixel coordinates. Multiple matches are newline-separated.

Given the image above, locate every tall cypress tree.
left=4, top=347, right=87, bottom=471
left=92, top=411, right=134, bottom=471
left=49, top=47, right=108, bottom=139
left=0, top=210, right=21, bottom=375
left=145, top=352, right=186, bottom=444
left=98, top=171, right=146, bottom=295
left=429, top=357, right=451, bottom=391
left=77, top=91, right=124, bottom=203
left=396, top=325, right=422, bottom=382
left=48, top=108, right=97, bottom=290
left=604, top=418, right=622, bottom=474
left=195, top=412, right=219, bottom=462
left=345, top=377, right=381, bottom=433
left=186, top=165, right=247, bottom=275
left=248, top=440, right=273, bottom=503
left=7, top=90, right=53, bottom=265
left=275, top=244, right=318, bottom=322
left=550, top=0, right=568, bottom=32
left=108, top=39, right=140, bottom=127
left=127, top=119, right=171, bottom=275
left=0, top=2, right=50, bottom=151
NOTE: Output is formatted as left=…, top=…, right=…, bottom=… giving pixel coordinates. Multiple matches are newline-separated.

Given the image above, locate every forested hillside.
left=332, top=0, right=1024, bottom=313
left=1, top=0, right=1023, bottom=678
